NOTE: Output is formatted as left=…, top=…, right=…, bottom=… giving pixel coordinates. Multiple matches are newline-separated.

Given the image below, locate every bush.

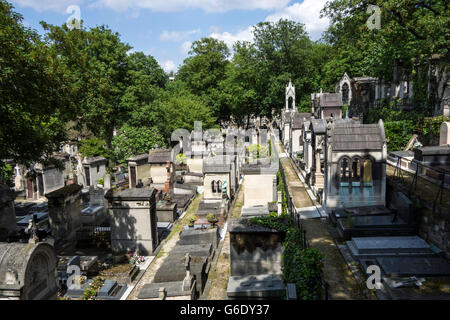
left=249, top=215, right=324, bottom=300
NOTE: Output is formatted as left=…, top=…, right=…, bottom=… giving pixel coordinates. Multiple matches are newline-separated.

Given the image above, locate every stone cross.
left=27, top=215, right=39, bottom=244
left=183, top=253, right=192, bottom=291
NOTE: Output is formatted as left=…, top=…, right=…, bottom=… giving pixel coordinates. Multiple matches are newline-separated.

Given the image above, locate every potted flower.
left=188, top=216, right=197, bottom=228
left=206, top=213, right=219, bottom=226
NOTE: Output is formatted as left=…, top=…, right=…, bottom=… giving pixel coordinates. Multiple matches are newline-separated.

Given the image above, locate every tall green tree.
left=177, top=37, right=230, bottom=122
left=0, top=1, right=69, bottom=179
left=42, top=22, right=132, bottom=147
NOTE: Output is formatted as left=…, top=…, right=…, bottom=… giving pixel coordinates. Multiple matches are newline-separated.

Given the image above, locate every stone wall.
left=243, top=174, right=277, bottom=207
left=418, top=207, right=450, bottom=259
left=46, top=184, right=83, bottom=245
left=150, top=164, right=168, bottom=184
left=229, top=219, right=285, bottom=277
left=106, top=189, right=158, bottom=255
left=0, top=184, right=17, bottom=240
left=43, top=167, right=65, bottom=194
left=187, top=158, right=203, bottom=174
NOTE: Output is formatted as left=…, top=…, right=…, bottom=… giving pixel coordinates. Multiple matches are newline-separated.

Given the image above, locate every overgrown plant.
left=249, top=214, right=324, bottom=300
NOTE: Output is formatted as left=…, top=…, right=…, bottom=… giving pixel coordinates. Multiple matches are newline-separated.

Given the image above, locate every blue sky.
left=10, top=0, right=329, bottom=73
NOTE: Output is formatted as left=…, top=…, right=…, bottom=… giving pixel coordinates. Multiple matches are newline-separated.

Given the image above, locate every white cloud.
left=91, top=0, right=290, bottom=13
left=162, top=60, right=177, bottom=73
left=265, top=0, right=329, bottom=40
left=210, top=26, right=254, bottom=49
left=181, top=41, right=192, bottom=55
left=11, top=0, right=84, bottom=13
left=160, top=29, right=200, bottom=42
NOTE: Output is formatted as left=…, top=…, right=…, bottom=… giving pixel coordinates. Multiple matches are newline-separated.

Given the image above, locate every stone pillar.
left=104, top=174, right=111, bottom=190
left=277, top=191, right=282, bottom=215
left=14, top=165, right=24, bottom=191
left=163, top=161, right=171, bottom=194
left=315, top=149, right=324, bottom=187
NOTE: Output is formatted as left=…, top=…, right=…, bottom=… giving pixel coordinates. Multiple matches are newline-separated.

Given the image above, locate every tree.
left=321, top=0, right=449, bottom=93
left=159, top=82, right=218, bottom=138
left=79, top=138, right=111, bottom=159
left=111, top=124, right=166, bottom=164
left=0, top=1, right=70, bottom=177
left=220, top=41, right=261, bottom=127
left=177, top=38, right=230, bottom=122
left=251, top=19, right=322, bottom=115
left=42, top=22, right=132, bottom=147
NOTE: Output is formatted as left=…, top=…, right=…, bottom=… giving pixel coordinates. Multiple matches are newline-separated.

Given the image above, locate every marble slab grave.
left=347, top=236, right=435, bottom=259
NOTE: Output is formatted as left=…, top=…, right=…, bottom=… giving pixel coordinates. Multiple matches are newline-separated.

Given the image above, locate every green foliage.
left=249, top=215, right=324, bottom=300
left=284, top=244, right=325, bottom=300
left=321, top=0, right=449, bottom=94
left=79, top=138, right=111, bottom=159
left=206, top=213, right=218, bottom=224
left=384, top=120, right=416, bottom=151
left=0, top=163, right=14, bottom=186
left=247, top=144, right=269, bottom=159
left=175, top=153, right=187, bottom=165
left=83, top=276, right=105, bottom=300
left=0, top=1, right=70, bottom=176
left=111, top=124, right=166, bottom=164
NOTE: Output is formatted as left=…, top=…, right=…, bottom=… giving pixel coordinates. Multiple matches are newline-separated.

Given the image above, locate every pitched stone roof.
left=127, top=154, right=149, bottom=162
left=148, top=149, right=172, bottom=164
left=292, top=113, right=312, bottom=129
left=82, top=156, right=108, bottom=165
left=310, top=119, right=327, bottom=134
left=105, top=187, right=157, bottom=201
left=320, top=93, right=343, bottom=107
left=330, top=122, right=385, bottom=151
left=203, top=163, right=231, bottom=174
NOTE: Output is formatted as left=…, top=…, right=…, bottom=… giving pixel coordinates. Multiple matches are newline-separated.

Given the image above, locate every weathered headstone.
left=440, top=122, right=450, bottom=146
left=0, top=184, right=17, bottom=240
left=104, top=174, right=111, bottom=190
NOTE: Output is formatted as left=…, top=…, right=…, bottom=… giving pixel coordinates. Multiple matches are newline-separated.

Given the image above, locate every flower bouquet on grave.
left=129, top=252, right=145, bottom=265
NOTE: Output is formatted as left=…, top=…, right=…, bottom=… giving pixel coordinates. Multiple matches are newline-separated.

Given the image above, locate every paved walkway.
left=274, top=138, right=369, bottom=300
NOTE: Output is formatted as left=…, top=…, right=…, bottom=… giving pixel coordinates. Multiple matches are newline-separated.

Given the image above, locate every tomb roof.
left=292, top=113, right=312, bottom=129
left=310, top=119, right=327, bottom=134
left=330, top=122, right=385, bottom=151
left=148, top=149, right=173, bottom=163
left=320, top=93, right=343, bottom=107
left=414, top=145, right=450, bottom=156
left=82, top=156, right=108, bottom=165
left=105, top=187, right=157, bottom=201
left=127, top=154, right=149, bottom=162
